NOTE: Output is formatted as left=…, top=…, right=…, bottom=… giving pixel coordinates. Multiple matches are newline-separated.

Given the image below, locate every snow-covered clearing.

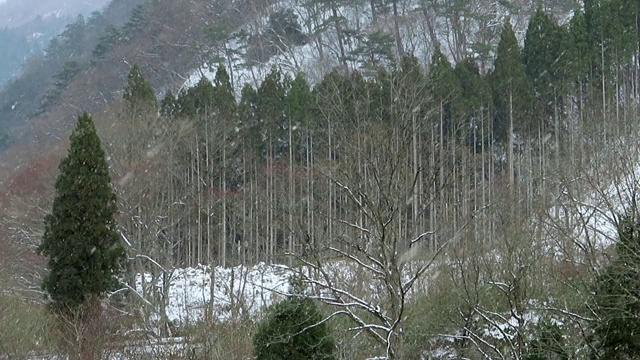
left=134, top=262, right=292, bottom=325
left=132, top=258, right=436, bottom=328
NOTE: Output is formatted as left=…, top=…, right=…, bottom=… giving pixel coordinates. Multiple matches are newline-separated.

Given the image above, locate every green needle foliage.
left=253, top=283, right=335, bottom=360
left=591, top=213, right=640, bottom=359
left=491, top=17, right=531, bottom=138
left=123, top=64, right=156, bottom=111
left=39, top=112, right=126, bottom=312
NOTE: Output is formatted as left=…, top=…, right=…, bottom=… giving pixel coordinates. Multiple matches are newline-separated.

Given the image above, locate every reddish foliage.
left=207, top=186, right=245, bottom=202
left=3, top=152, right=61, bottom=198
left=262, top=162, right=307, bottom=177
left=18, top=249, right=47, bottom=267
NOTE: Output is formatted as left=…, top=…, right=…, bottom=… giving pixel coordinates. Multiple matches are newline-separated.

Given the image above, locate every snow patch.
left=134, top=262, right=292, bottom=325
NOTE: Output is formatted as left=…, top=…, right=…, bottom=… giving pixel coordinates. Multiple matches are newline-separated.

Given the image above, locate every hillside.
left=0, top=0, right=112, bottom=87
left=0, top=0, right=110, bottom=28
left=3, top=0, right=640, bottom=358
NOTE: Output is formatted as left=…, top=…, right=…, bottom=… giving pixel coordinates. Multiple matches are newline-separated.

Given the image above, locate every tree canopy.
left=39, top=112, right=125, bottom=312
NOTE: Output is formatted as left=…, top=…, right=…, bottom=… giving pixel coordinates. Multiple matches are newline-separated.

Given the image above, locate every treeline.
left=99, top=4, right=640, bottom=356
left=112, top=1, right=640, bottom=270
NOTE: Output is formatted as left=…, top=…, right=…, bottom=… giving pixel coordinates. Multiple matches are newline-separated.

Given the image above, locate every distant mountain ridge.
left=0, top=0, right=113, bottom=88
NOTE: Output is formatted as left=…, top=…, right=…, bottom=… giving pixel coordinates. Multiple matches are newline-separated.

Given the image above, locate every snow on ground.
left=134, top=258, right=436, bottom=328
left=179, top=0, right=531, bottom=96
left=134, top=262, right=292, bottom=325
left=549, top=153, right=640, bottom=253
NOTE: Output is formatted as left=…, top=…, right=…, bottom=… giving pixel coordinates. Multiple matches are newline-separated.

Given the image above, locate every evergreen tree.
left=523, top=7, right=569, bottom=123
left=122, top=4, right=148, bottom=41
left=454, top=57, right=491, bottom=151
left=524, top=320, right=569, bottom=360
left=394, top=54, right=428, bottom=128
left=287, top=73, right=313, bottom=127
left=160, top=90, right=178, bottom=117
left=42, top=61, right=83, bottom=110
left=286, top=73, right=313, bottom=163
left=212, top=64, right=237, bottom=121
left=590, top=213, right=640, bottom=359
left=39, top=112, right=125, bottom=312
left=178, top=76, right=216, bottom=117
left=313, top=69, right=353, bottom=122
left=238, top=83, right=262, bottom=156
left=123, top=64, right=156, bottom=110
left=585, top=0, right=636, bottom=80
left=567, top=10, right=592, bottom=90
left=92, top=25, right=122, bottom=60
left=428, top=47, right=461, bottom=138
left=491, top=18, right=531, bottom=186
left=350, top=31, right=396, bottom=73
left=239, top=83, right=259, bottom=129
left=257, top=67, right=288, bottom=157
left=58, top=14, right=87, bottom=58
left=491, top=18, right=532, bottom=139
left=253, top=285, right=335, bottom=360
left=268, top=8, right=307, bottom=50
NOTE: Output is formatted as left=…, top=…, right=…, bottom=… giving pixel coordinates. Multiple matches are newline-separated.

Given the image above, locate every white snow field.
left=133, top=262, right=293, bottom=325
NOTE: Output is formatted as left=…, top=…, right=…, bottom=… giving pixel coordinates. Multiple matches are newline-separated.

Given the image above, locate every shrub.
left=253, top=295, right=335, bottom=360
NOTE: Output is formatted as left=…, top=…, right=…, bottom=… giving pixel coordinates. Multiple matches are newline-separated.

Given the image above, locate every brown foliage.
left=4, top=152, right=60, bottom=197
left=53, top=297, right=118, bottom=360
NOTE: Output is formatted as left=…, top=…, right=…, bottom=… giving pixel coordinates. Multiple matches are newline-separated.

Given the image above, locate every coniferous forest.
left=4, top=0, right=640, bottom=358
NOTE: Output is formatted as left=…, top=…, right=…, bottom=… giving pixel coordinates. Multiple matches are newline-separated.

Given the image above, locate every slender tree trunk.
left=508, top=91, right=514, bottom=188
left=391, top=0, right=404, bottom=58
left=332, top=6, right=348, bottom=71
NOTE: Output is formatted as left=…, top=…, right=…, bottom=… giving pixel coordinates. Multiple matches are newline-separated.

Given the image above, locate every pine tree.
left=160, top=90, right=178, bottom=117
left=92, top=25, right=122, bottom=60
left=212, top=64, right=237, bottom=120
left=492, top=17, right=532, bottom=138
left=239, top=83, right=262, bottom=155
left=523, top=7, right=568, bottom=123
left=267, top=8, right=307, bottom=50
left=257, top=67, right=288, bottom=157
left=428, top=46, right=461, bottom=138
left=492, top=18, right=531, bottom=186
left=287, top=73, right=313, bottom=163
left=178, top=76, right=216, bottom=117
left=39, top=112, right=125, bottom=312
left=350, top=30, right=396, bottom=73
left=590, top=213, right=640, bottom=359
left=123, top=64, right=156, bottom=111
left=253, top=286, right=335, bottom=360
left=122, top=4, right=148, bottom=42
left=454, top=57, right=491, bottom=151
left=567, top=10, right=591, bottom=91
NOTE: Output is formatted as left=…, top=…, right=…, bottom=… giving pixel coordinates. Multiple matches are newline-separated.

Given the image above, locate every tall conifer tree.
left=123, top=64, right=156, bottom=110
left=39, top=112, right=125, bottom=312
left=428, top=47, right=461, bottom=138
left=492, top=18, right=531, bottom=186
left=523, top=7, right=568, bottom=123
left=492, top=18, right=531, bottom=137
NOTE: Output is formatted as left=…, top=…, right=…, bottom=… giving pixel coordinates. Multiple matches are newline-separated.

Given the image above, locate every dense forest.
left=3, top=0, right=640, bottom=358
